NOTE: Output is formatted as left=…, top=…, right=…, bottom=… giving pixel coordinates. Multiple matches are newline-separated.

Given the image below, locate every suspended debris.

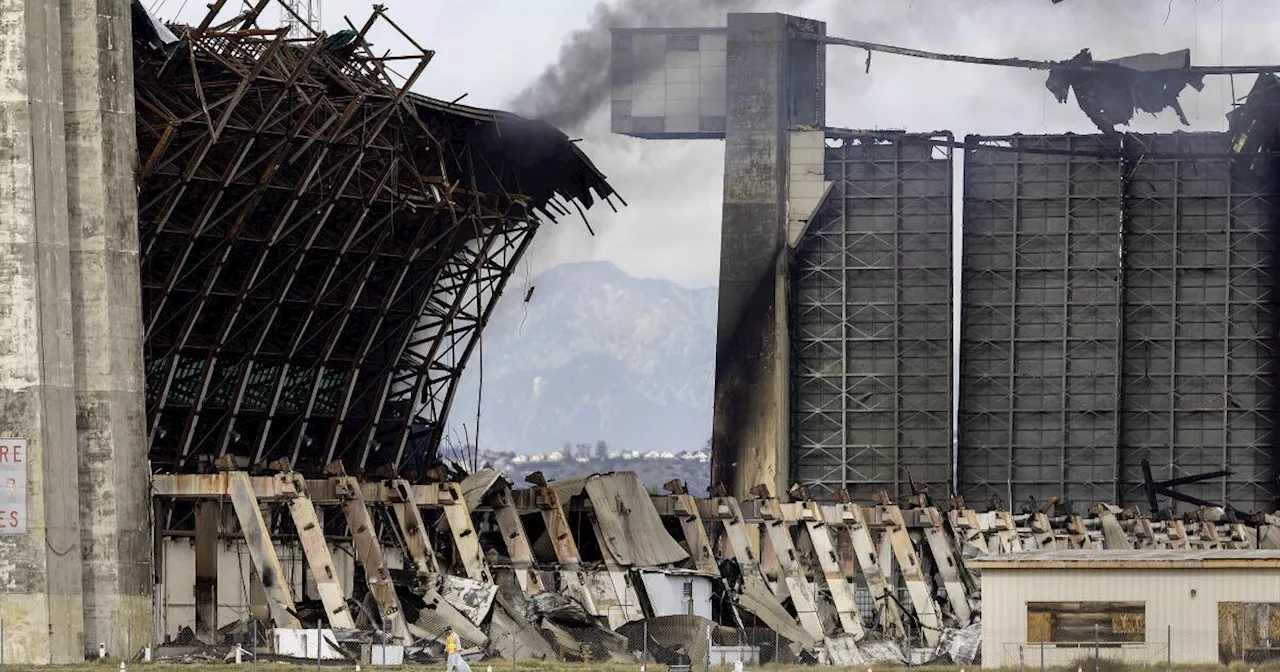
left=1045, top=48, right=1205, bottom=132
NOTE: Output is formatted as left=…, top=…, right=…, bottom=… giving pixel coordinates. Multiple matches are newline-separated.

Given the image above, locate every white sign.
left=0, top=438, right=28, bottom=534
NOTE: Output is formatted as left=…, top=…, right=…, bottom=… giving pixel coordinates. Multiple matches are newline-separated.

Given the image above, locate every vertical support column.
left=285, top=482, right=354, bottom=629
left=711, top=13, right=825, bottom=499
left=333, top=477, right=410, bottom=643
left=226, top=472, right=300, bottom=629
left=0, top=0, right=85, bottom=663
left=63, top=0, right=152, bottom=656
left=194, top=501, right=220, bottom=644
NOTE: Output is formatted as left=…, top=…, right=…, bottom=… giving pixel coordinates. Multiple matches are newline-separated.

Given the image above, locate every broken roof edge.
left=971, top=548, right=1280, bottom=570
left=408, top=92, right=618, bottom=215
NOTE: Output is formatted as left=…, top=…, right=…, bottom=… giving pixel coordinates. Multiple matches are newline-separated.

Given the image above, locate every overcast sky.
left=163, top=0, right=1280, bottom=289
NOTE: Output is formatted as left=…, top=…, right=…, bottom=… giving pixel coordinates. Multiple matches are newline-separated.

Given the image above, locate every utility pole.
left=282, top=0, right=321, bottom=37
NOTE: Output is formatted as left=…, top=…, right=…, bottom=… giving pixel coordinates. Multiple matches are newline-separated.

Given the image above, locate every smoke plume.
left=509, top=0, right=777, bottom=132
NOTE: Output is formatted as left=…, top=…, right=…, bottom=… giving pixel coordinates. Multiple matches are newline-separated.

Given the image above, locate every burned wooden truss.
left=152, top=466, right=1280, bottom=666
left=133, top=0, right=615, bottom=476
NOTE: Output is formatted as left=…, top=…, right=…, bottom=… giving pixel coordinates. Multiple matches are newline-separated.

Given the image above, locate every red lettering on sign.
left=10, top=444, right=19, bottom=463
left=0, top=445, right=8, bottom=462
left=9, top=511, right=17, bottom=528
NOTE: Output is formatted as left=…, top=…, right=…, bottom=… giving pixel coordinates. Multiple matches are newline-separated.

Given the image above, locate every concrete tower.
left=0, top=0, right=152, bottom=662
left=612, top=13, right=825, bottom=499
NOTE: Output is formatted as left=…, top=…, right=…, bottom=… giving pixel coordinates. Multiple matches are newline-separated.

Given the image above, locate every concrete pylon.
left=0, top=0, right=152, bottom=662
left=0, top=0, right=87, bottom=663
left=61, top=0, right=154, bottom=657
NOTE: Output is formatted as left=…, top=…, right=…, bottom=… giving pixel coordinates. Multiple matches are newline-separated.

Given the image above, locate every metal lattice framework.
left=134, top=1, right=614, bottom=475
left=791, top=133, right=953, bottom=502
left=959, top=132, right=1279, bottom=513
left=959, top=135, right=1126, bottom=509
left=1120, top=133, right=1279, bottom=512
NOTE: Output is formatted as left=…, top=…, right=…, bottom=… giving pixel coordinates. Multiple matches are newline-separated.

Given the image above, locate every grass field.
left=3, top=661, right=1280, bottom=672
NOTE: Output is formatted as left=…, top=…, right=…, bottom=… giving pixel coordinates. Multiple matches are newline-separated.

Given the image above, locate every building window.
left=1027, top=602, right=1146, bottom=643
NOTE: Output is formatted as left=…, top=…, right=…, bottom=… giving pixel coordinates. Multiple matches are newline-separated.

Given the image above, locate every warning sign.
left=0, top=438, right=28, bottom=534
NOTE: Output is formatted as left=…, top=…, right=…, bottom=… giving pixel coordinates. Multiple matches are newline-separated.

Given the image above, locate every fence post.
left=510, top=630, right=515, bottom=672
left=315, top=622, right=321, bottom=672
left=1166, top=624, right=1171, bottom=672
left=641, top=620, right=648, bottom=671
left=773, top=629, right=779, bottom=672
left=1093, top=624, right=1100, bottom=672
left=1040, top=637, right=1045, bottom=672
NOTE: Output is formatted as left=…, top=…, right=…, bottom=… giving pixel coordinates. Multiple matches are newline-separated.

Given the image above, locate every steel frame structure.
left=134, top=0, right=614, bottom=476
left=959, top=134, right=1126, bottom=510
left=958, top=132, right=1279, bottom=513
left=1120, top=133, right=1280, bottom=512
left=791, top=132, right=953, bottom=502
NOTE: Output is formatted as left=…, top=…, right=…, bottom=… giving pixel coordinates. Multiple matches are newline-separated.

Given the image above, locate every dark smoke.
left=509, top=0, right=781, bottom=131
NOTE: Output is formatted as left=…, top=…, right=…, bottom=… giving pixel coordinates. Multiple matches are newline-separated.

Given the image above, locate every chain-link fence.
left=996, top=626, right=1274, bottom=670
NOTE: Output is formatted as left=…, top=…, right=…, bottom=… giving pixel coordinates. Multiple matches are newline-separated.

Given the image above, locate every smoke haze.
left=509, top=0, right=781, bottom=131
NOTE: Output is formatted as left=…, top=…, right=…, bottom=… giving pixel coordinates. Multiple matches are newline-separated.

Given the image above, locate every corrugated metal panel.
left=980, top=566, right=1280, bottom=666
left=1119, top=133, right=1280, bottom=513
left=959, top=134, right=1125, bottom=509
left=958, top=132, right=1280, bottom=513
left=791, top=133, right=953, bottom=501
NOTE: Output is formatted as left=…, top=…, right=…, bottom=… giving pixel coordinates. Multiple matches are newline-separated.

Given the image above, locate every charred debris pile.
left=153, top=462, right=1280, bottom=668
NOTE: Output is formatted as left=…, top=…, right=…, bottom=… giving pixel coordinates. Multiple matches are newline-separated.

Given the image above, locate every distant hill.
left=475, top=448, right=711, bottom=495
left=447, top=261, right=716, bottom=463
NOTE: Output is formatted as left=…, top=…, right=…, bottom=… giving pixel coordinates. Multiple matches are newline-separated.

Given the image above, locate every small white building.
left=973, top=549, right=1280, bottom=668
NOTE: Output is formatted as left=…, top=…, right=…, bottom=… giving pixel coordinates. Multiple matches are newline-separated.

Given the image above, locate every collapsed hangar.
left=5, top=0, right=1280, bottom=666
left=610, top=13, right=1280, bottom=514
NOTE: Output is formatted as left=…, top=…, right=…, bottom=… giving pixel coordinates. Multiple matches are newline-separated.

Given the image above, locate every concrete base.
left=0, top=594, right=85, bottom=664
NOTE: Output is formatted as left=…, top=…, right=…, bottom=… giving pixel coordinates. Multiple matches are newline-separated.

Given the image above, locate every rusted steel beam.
left=333, top=476, right=413, bottom=643
left=227, top=471, right=301, bottom=628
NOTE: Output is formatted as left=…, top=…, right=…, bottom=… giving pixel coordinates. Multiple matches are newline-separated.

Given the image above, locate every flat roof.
left=970, top=549, right=1280, bottom=570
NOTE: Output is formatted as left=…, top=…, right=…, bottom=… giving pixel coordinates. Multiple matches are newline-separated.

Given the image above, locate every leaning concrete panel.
left=791, top=133, right=953, bottom=501
left=959, top=134, right=1125, bottom=509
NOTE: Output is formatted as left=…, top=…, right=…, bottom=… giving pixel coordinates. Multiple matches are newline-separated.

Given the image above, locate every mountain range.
left=446, top=261, right=716, bottom=458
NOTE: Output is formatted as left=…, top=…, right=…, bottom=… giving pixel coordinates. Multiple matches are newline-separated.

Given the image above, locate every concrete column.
left=711, top=13, right=824, bottom=500
left=60, top=0, right=154, bottom=657
left=194, top=502, right=219, bottom=644
left=0, top=0, right=87, bottom=663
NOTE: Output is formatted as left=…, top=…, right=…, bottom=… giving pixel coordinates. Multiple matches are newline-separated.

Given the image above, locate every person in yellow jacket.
left=445, top=629, right=471, bottom=672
